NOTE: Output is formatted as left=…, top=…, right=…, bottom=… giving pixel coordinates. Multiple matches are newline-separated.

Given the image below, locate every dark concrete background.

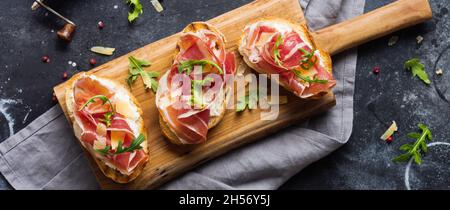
left=0, top=0, right=449, bottom=190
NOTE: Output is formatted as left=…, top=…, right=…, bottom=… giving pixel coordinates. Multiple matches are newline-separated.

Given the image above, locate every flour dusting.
left=0, top=99, right=21, bottom=137
left=402, top=93, right=418, bottom=102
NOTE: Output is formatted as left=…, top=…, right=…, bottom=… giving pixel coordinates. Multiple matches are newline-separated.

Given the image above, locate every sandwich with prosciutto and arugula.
left=65, top=72, right=149, bottom=183
left=239, top=19, right=336, bottom=98
left=156, top=22, right=236, bottom=145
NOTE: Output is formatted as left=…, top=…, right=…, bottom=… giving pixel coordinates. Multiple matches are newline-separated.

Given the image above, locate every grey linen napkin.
left=0, top=0, right=365, bottom=190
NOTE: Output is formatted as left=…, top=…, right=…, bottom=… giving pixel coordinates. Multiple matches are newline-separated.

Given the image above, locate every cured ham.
left=156, top=22, right=236, bottom=145
left=66, top=73, right=148, bottom=182
left=239, top=19, right=336, bottom=98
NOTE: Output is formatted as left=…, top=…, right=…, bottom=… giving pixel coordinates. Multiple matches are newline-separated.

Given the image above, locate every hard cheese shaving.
left=91, top=46, right=116, bottom=56
left=151, top=0, right=164, bottom=12
left=380, top=121, right=398, bottom=140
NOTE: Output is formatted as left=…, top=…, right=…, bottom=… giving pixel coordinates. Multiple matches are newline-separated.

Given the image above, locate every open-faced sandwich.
left=156, top=22, right=236, bottom=145
left=239, top=19, right=336, bottom=98
left=65, top=72, right=148, bottom=183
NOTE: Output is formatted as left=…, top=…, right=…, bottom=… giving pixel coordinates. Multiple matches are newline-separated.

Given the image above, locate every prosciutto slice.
left=156, top=23, right=236, bottom=144
left=73, top=76, right=148, bottom=174
left=239, top=20, right=336, bottom=98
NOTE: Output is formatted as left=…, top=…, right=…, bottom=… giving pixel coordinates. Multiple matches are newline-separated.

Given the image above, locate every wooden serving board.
left=54, top=0, right=432, bottom=189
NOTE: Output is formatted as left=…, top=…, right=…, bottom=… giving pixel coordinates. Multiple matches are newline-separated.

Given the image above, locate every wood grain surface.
left=312, top=0, right=432, bottom=55
left=53, top=0, right=432, bottom=189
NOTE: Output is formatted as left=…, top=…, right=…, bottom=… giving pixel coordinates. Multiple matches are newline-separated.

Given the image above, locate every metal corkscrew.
left=31, top=0, right=77, bottom=42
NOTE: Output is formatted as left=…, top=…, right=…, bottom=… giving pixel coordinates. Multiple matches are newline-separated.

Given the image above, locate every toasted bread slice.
left=157, top=22, right=232, bottom=145
left=174, top=21, right=226, bottom=56
left=238, top=18, right=333, bottom=99
left=65, top=72, right=148, bottom=183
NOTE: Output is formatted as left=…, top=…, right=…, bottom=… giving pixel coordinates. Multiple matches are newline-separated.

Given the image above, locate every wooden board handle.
left=312, top=0, right=432, bottom=55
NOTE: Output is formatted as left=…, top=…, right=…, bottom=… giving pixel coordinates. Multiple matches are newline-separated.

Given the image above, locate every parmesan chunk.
left=380, top=121, right=398, bottom=141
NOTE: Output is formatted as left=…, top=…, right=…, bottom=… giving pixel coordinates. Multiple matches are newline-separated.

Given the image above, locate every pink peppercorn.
left=386, top=136, right=393, bottom=143
left=52, top=92, right=57, bottom=102
left=89, top=58, right=97, bottom=66
left=98, top=21, right=105, bottom=29
left=41, top=55, right=50, bottom=63
left=373, top=66, right=380, bottom=74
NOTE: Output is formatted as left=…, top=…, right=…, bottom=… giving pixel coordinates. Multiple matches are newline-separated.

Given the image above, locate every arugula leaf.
left=79, top=95, right=116, bottom=127
left=95, top=145, right=111, bottom=156
left=392, top=153, right=412, bottom=162
left=126, top=0, right=143, bottom=22
left=98, top=112, right=113, bottom=127
left=393, top=123, right=432, bottom=165
left=399, top=143, right=413, bottom=151
left=95, top=134, right=145, bottom=155
left=190, top=77, right=213, bottom=108
left=127, top=56, right=159, bottom=93
left=273, top=34, right=283, bottom=67
left=191, top=86, right=204, bottom=108
left=292, top=70, right=328, bottom=84
left=236, top=95, right=249, bottom=112
left=413, top=151, right=422, bottom=165
left=130, top=57, right=151, bottom=68
left=79, top=95, right=115, bottom=113
left=140, top=71, right=159, bottom=92
left=291, top=48, right=326, bottom=84
left=115, top=134, right=145, bottom=154
left=404, top=58, right=430, bottom=85
left=126, top=74, right=138, bottom=88
left=178, top=60, right=223, bottom=75
left=236, top=90, right=258, bottom=112
left=299, top=48, right=318, bottom=70
left=407, top=132, right=421, bottom=139
left=192, top=77, right=213, bottom=86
